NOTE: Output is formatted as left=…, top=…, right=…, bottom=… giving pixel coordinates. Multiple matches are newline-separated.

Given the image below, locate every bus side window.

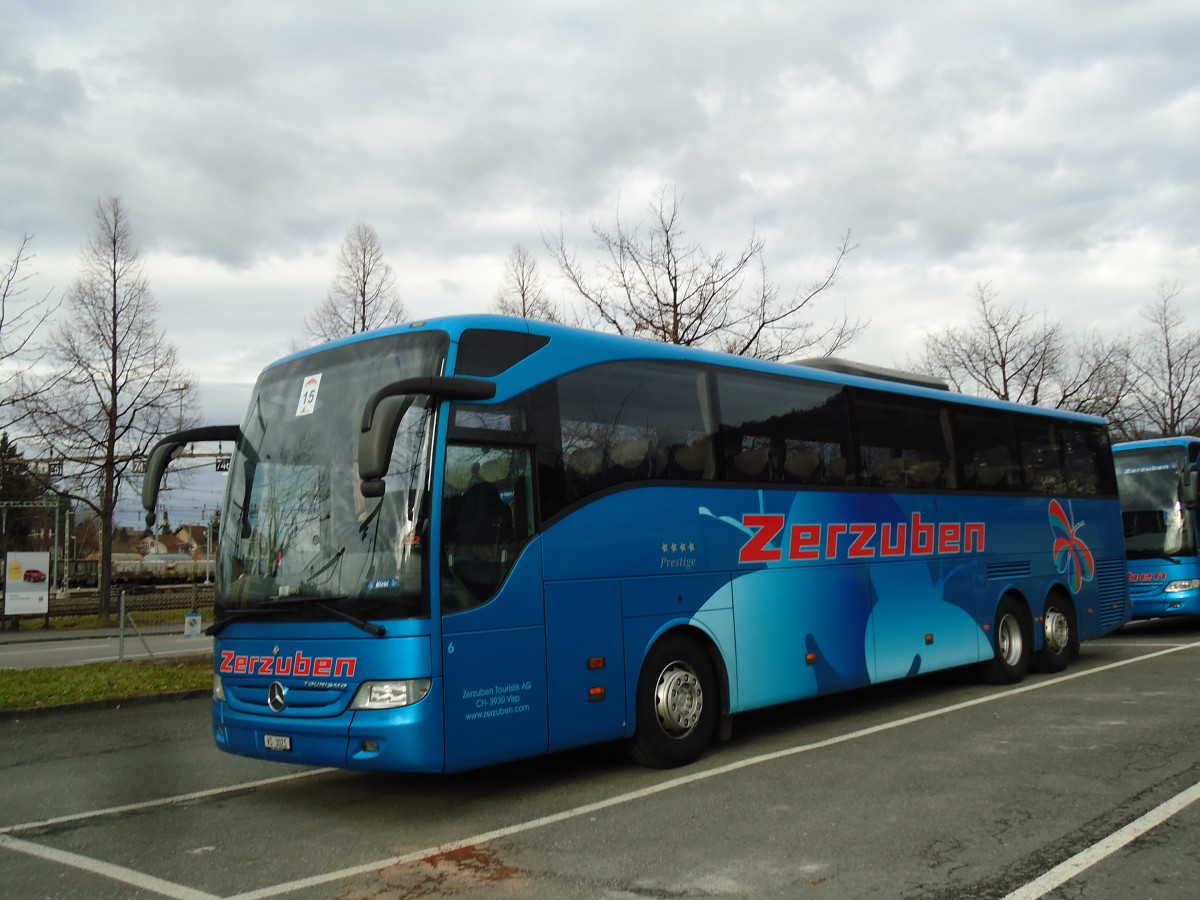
left=670, top=437, right=715, bottom=480
left=556, top=360, right=714, bottom=498
left=1016, top=419, right=1066, bottom=494
left=609, top=435, right=654, bottom=483
left=730, top=443, right=771, bottom=481
left=564, top=442, right=605, bottom=501
left=954, top=411, right=1020, bottom=491
left=1059, top=425, right=1109, bottom=495
left=715, top=369, right=848, bottom=486
left=852, top=392, right=951, bottom=490
left=442, top=444, right=535, bottom=613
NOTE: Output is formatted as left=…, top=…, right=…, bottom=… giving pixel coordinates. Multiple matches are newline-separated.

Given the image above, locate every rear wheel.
left=979, top=596, right=1032, bottom=684
left=627, top=634, right=717, bottom=768
left=1033, top=594, right=1077, bottom=673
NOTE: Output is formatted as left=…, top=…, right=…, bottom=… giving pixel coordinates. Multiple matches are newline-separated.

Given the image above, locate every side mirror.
left=358, top=376, right=495, bottom=497
left=142, top=425, right=241, bottom=524
left=359, top=395, right=416, bottom=498
left=1181, top=465, right=1199, bottom=510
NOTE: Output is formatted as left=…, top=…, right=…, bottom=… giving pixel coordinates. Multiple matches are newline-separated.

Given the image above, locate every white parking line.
left=1002, top=779, right=1200, bottom=900
left=0, top=768, right=333, bottom=837
left=0, top=834, right=221, bottom=900
left=3, top=642, right=1199, bottom=899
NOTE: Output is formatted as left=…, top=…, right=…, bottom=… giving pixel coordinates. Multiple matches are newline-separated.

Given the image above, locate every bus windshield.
left=217, top=331, right=448, bottom=620
left=1116, top=446, right=1196, bottom=559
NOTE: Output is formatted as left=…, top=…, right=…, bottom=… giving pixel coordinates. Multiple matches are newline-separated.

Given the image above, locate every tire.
left=1033, top=594, right=1077, bottom=673
left=978, top=596, right=1032, bottom=685
left=627, top=634, right=718, bottom=768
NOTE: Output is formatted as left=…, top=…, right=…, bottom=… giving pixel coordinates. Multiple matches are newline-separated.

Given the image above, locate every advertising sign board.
left=4, top=552, right=51, bottom=615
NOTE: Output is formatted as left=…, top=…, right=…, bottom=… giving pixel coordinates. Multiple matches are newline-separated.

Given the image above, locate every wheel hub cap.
left=1044, top=609, right=1069, bottom=653
left=654, top=662, right=703, bottom=738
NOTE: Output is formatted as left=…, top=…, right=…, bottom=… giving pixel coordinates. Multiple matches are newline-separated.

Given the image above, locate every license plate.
left=263, top=734, right=292, bottom=752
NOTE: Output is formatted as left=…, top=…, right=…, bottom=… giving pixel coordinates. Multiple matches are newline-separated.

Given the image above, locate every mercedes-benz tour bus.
left=143, top=315, right=1131, bottom=773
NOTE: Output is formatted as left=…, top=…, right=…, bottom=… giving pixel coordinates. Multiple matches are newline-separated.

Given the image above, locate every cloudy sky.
left=5, top=0, right=1198, bottom=432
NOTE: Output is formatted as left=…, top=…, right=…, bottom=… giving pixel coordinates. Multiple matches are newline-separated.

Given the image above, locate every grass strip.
left=0, top=657, right=212, bottom=710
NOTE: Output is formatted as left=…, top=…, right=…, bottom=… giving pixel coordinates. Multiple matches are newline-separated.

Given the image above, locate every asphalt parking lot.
left=3, top=618, right=1200, bottom=899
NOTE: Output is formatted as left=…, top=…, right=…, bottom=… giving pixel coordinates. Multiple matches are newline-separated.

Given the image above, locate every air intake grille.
left=1094, top=557, right=1128, bottom=630
left=1127, top=580, right=1164, bottom=599
left=987, top=561, right=1032, bottom=581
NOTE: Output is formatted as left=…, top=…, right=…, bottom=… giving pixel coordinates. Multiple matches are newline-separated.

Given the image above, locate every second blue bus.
left=1114, top=437, right=1200, bottom=618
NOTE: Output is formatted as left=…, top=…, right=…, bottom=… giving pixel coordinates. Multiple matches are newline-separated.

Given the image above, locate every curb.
left=0, top=631, right=126, bottom=645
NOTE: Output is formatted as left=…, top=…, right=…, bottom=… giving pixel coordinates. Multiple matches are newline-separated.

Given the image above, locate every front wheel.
left=978, top=596, right=1032, bottom=685
left=1033, top=594, right=1077, bottom=673
left=627, top=634, right=717, bottom=768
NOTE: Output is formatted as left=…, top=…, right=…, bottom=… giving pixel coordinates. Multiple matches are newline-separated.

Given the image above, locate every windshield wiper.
left=310, top=599, right=386, bottom=637
left=1149, top=553, right=1183, bottom=564
left=254, top=593, right=387, bottom=637
left=1127, top=550, right=1183, bottom=564
left=206, top=606, right=296, bottom=636
left=210, top=586, right=388, bottom=637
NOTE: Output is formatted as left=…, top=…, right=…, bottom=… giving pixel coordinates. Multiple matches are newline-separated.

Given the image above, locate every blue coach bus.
left=1113, top=437, right=1200, bottom=618
left=143, top=315, right=1130, bottom=772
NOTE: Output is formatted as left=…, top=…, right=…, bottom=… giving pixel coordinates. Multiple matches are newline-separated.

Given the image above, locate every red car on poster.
left=22, top=569, right=46, bottom=582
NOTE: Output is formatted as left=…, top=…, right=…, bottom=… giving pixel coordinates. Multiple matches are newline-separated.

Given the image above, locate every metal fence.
left=117, top=584, right=215, bottom=661
left=3, top=583, right=214, bottom=632
left=117, top=584, right=215, bottom=635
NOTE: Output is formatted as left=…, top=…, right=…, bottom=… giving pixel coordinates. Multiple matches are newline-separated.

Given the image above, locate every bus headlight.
left=213, top=674, right=226, bottom=702
left=1165, top=579, right=1200, bottom=593
left=350, top=679, right=431, bottom=710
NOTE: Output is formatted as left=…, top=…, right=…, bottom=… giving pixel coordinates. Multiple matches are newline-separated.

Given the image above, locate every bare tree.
left=0, top=234, right=58, bottom=428
left=917, top=281, right=1132, bottom=422
left=22, top=197, right=196, bottom=623
left=493, top=244, right=560, bottom=322
left=920, top=282, right=1060, bottom=405
left=1056, top=329, right=1133, bottom=431
left=304, top=222, right=406, bottom=343
left=0, top=433, right=45, bottom=563
left=1126, top=281, right=1200, bottom=437
left=548, top=187, right=863, bottom=360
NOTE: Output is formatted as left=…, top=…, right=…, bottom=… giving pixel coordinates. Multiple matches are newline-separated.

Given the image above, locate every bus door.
left=438, top=443, right=549, bottom=771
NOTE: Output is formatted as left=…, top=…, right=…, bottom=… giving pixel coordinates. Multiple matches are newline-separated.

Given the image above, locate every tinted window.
left=449, top=395, right=532, bottom=441
left=955, top=411, right=1021, bottom=491
left=716, top=371, right=850, bottom=485
left=1060, top=424, right=1117, bottom=496
left=852, top=392, right=952, bottom=489
left=1015, top=417, right=1065, bottom=494
left=556, top=361, right=714, bottom=505
left=455, top=329, right=549, bottom=377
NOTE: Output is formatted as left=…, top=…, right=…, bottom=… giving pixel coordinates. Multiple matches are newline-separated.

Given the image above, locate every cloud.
left=1, top=0, right=1196, bottom=400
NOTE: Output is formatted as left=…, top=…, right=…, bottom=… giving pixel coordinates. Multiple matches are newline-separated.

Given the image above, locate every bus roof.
left=790, top=357, right=949, bottom=390
left=1114, top=437, right=1200, bottom=452
left=272, top=314, right=1110, bottom=426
